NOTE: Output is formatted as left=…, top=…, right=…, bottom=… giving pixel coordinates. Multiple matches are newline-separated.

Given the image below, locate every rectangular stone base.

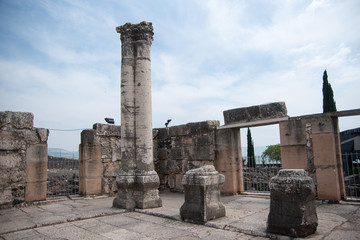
left=180, top=166, right=226, bottom=224
left=113, top=171, right=162, bottom=210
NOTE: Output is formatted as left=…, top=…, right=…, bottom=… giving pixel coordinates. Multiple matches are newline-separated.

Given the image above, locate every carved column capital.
left=116, top=21, right=154, bottom=44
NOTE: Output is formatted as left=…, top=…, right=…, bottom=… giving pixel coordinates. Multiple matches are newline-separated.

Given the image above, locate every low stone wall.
left=0, top=111, right=48, bottom=208
left=243, top=165, right=281, bottom=191
left=47, top=156, right=79, bottom=197
left=153, top=121, right=219, bottom=192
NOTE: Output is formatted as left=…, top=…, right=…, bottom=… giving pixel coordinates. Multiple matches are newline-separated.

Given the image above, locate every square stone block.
left=279, top=119, right=306, bottom=146
left=312, top=133, right=337, bottom=166
left=80, top=143, right=101, bottom=161
left=26, top=144, right=47, bottom=163
left=0, top=186, right=12, bottom=205
left=220, top=171, right=240, bottom=194
left=0, top=131, right=26, bottom=151
left=25, top=181, right=46, bottom=202
left=306, top=116, right=334, bottom=134
left=169, top=124, right=189, bottom=136
left=79, top=177, right=102, bottom=195
left=281, top=146, right=308, bottom=170
left=0, top=151, right=23, bottom=169
left=26, top=161, right=47, bottom=182
left=315, top=168, right=341, bottom=201
left=81, top=159, right=103, bottom=178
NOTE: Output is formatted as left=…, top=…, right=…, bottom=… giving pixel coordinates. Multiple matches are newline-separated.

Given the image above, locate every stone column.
left=113, top=22, right=162, bottom=210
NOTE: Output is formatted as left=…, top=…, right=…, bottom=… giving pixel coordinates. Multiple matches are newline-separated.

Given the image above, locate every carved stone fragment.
left=267, top=169, right=318, bottom=238
left=180, top=165, right=225, bottom=224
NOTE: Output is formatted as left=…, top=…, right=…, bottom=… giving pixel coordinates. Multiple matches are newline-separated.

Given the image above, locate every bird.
left=105, top=118, right=115, bottom=124
left=165, top=119, right=172, bottom=128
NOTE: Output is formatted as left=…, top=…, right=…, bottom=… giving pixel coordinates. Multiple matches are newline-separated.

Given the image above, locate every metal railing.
left=342, top=152, right=360, bottom=200
left=47, top=156, right=79, bottom=197
left=243, top=156, right=281, bottom=193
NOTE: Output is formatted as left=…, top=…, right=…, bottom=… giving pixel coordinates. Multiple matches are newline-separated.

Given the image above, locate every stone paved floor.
left=1, top=193, right=359, bottom=240
left=2, top=212, right=267, bottom=240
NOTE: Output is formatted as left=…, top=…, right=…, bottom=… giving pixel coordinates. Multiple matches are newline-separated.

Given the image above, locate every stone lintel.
left=218, top=117, right=289, bottom=129
left=223, top=102, right=287, bottom=126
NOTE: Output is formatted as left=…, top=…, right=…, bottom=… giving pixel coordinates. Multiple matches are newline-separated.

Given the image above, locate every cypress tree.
left=247, top=128, right=256, bottom=168
left=322, top=70, right=337, bottom=113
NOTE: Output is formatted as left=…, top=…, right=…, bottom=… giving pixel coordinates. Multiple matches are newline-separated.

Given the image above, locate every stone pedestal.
left=180, top=165, right=225, bottom=224
left=113, top=21, right=161, bottom=210
left=267, top=169, right=318, bottom=238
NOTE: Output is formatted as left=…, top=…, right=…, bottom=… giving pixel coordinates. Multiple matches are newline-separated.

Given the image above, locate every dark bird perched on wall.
left=165, top=119, right=172, bottom=128
left=105, top=118, right=115, bottom=124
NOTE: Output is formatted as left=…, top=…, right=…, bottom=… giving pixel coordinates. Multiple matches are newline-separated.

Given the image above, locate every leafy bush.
left=262, top=144, right=281, bottom=163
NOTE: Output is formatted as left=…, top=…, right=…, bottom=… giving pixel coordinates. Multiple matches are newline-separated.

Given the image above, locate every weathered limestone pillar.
left=180, top=165, right=225, bottom=224
left=215, top=128, right=243, bottom=194
left=79, top=129, right=102, bottom=195
left=113, top=21, right=162, bottom=210
left=267, top=169, right=318, bottom=238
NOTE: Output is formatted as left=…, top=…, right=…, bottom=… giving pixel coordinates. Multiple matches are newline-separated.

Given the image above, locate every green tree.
left=247, top=128, right=256, bottom=168
left=261, top=144, right=281, bottom=163
left=322, top=70, right=337, bottom=113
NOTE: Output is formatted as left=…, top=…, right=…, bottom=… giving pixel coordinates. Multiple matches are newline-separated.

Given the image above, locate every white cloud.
left=0, top=0, right=359, bottom=149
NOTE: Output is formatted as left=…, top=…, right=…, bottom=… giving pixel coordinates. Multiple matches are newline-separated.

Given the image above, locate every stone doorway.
left=339, top=115, right=360, bottom=201
left=216, top=102, right=288, bottom=195
left=241, top=125, right=282, bottom=193
left=47, top=156, right=79, bottom=197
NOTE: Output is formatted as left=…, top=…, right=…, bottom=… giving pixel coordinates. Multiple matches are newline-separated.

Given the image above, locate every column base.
left=113, top=170, right=162, bottom=210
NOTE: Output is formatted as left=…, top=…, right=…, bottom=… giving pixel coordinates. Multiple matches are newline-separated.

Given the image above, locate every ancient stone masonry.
left=279, top=114, right=345, bottom=201
left=79, top=123, right=121, bottom=195
left=153, top=120, right=219, bottom=192
left=180, top=165, right=225, bottom=224
left=267, top=169, right=318, bottom=238
left=223, top=102, right=287, bottom=126
left=113, top=21, right=162, bottom=210
left=0, top=111, right=48, bottom=209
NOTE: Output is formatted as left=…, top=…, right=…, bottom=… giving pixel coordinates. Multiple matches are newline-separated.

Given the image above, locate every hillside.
left=48, top=148, right=79, bottom=159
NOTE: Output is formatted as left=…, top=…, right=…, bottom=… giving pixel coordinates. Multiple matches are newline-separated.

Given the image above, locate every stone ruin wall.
left=0, top=111, right=48, bottom=209
left=80, top=121, right=220, bottom=195
left=80, top=123, right=121, bottom=195
left=153, top=120, right=219, bottom=192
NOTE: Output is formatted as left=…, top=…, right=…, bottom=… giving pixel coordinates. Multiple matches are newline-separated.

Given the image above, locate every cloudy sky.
left=0, top=0, right=359, bottom=152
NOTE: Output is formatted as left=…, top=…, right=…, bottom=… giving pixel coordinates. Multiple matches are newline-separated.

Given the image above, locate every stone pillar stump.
left=267, top=169, right=318, bottom=238
left=180, top=165, right=225, bottom=224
